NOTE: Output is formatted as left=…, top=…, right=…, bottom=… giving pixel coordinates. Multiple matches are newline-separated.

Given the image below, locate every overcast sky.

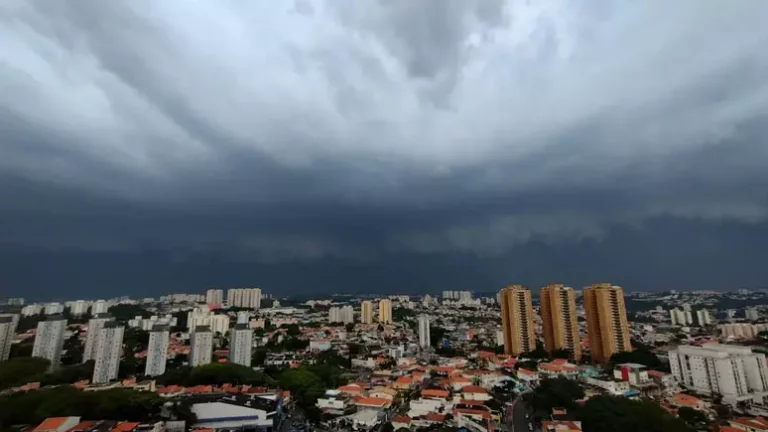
left=2, top=1, right=768, bottom=298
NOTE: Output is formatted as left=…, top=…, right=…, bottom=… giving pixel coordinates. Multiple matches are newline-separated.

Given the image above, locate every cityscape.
left=3, top=285, right=768, bottom=432
left=3, top=2, right=768, bottom=432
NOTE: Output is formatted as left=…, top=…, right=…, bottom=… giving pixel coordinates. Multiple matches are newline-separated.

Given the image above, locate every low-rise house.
left=728, top=416, right=768, bottom=432
left=538, top=359, right=579, bottom=379
left=391, top=415, right=412, bottom=430
left=34, top=417, right=82, bottom=432
left=542, top=421, right=583, bottom=432
left=583, top=377, right=631, bottom=396
left=354, top=396, right=391, bottom=411
left=670, top=393, right=708, bottom=411
left=422, top=388, right=450, bottom=401
left=317, top=390, right=355, bottom=416
left=462, top=385, right=492, bottom=401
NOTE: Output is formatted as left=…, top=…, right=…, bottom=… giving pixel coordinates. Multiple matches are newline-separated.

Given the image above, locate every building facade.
left=83, top=314, right=114, bottom=363
left=0, top=314, right=19, bottom=361
left=361, top=301, right=374, bottom=324
left=378, top=299, right=392, bottom=324
left=499, top=285, right=536, bottom=356
left=669, top=344, right=768, bottom=404
left=226, top=288, right=262, bottom=309
left=145, top=325, right=170, bottom=377
left=205, top=289, right=224, bottom=306
left=190, top=326, right=213, bottom=367
left=583, top=283, right=631, bottom=364
left=540, top=284, right=582, bottom=361
left=229, top=324, right=253, bottom=367
left=92, top=322, right=124, bottom=384
left=32, top=315, right=67, bottom=370
left=418, top=315, right=431, bottom=348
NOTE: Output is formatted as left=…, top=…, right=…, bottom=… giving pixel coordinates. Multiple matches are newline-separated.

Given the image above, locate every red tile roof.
left=462, top=385, right=488, bottom=394
left=392, top=415, right=412, bottom=424
left=112, top=423, right=140, bottom=432
left=542, top=421, right=582, bottom=431
left=35, top=418, right=72, bottom=432
left=354, top=396, right=391, bottom=407
left=425, top=413, right=446, bottom=422
left=67, top=422, right=96, bottom=432
left=422, top=389, right=450, bottom=398
left=731, top=417, right=768, bottom=431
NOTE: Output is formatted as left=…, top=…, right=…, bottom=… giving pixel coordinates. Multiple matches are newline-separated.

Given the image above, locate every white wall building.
left=205, top=289, right=224, bottom=306
left=67, top=300, right=90, bottom=316
left=190, top=326, right=213, bottom=367
left=669, top=344, right=768, bottom=404
left=145, top=325, right=170, bottom=377
left=128, top=314, right=177, bottom=331
left=746, top=307, right=760, bottom=321
left=329, top=306, right=354, bottom=324
left=83, top=314, right=114, bottom=362
left=696, top=309, right=713, bottom=326
left=0, top=314, right=19, bottom=361
left=90, top=300, right=110, bottom=315
left=670, top=308, right=693, bottom=326
left=92, top=322, right=124, bottom=384
left=32, top=315, right=67, bottom=370
left=418, top=315, right=431, bottom=348
left=44, top=302, right=65, bottom=315
left=21, top=304, right=43, bottom=316
left=226, top=288, right=262, bottom=309
left=229, top=324, right=253, bottom=367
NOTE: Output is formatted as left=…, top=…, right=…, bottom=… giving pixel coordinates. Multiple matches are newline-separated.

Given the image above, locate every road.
left=507, top=390, right=535, bottom=432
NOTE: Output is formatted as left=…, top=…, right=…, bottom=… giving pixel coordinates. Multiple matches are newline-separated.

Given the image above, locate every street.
left=506, top=390, right=535, bottom=432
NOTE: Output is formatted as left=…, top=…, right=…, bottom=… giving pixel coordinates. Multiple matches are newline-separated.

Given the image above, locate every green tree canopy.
left=523, top=377, right=585, bottom=417
left=0, top=357, right=50, bottom=390
left=579, top=395, right=692, bottom=432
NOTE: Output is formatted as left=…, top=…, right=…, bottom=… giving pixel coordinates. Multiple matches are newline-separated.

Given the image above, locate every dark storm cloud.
left=2, top=0, right=768, bottom=264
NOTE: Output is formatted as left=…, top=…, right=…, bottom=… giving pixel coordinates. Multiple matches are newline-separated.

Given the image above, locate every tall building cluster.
left=227, top=288, right=262, bottom=309
left=499, top=282, right=631, bottom=364
left=91, top=321, right=125, bottom=384
left=205, top=288, right=224, bottom=306
left=229, top=324, right=253, bottom=367
left=441, top=291, right=473, bottom=301
left=329, top=306, right=354, bottom=324
left=190, top=326, right=213, bottom=367
left=145, top=325, right=170, bottom=377
left=84, top=314, right=115, bottom=363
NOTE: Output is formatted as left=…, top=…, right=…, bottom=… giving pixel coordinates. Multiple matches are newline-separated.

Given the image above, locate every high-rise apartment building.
left=205, top=288, right=224, bottom=306
left=83, top=314, right=114, bottom=363
left=229, top=324, right=253, bottom=367
left=418, top=315, right=431, bottom=348
left=190, top=326, right=213, bottom=367
left=145, top=325, right=170, bottom=377
left=361, top=301, right=374, bottom=324
left=67, top=300, right=90, bottom=316
left=583, top=283, right=631, bottom=364
left=0, top=314, right=19, bottom=361
left=32, top=315, right=67, bottom=370
left=226, top=288, right=262, bottom=309
left=540, top=284, right=582, bottom=361
left=329, top=306, right=354, bottom=324
left=499, top=285, right=536, bottom=356
left=92, top=322, right=124, bottom=384
left=44, top=303, right=64, bottom=315
left=90, top=300, right=109, bottom=315
left=696, top=309, right=713, bottom=326
left=669, top=344, right=768, bottom=403
left=670, top=308, right=693, bottom=326
left=746, top=307, right=760, bottom=321
left=378, top=299, right=392, bottom=324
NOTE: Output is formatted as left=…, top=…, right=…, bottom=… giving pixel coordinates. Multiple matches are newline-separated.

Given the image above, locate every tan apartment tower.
left=378, top=299, right=392, bottom=324
left=583, top=283, right=631, bottom=364
left=360, top=301, right=374, bottom=324
left=540, top=284, right=582, bottom=361
left=499, top=285, right=536, bottom=356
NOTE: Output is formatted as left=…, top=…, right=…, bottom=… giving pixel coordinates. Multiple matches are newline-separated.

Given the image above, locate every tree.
left=524, top=377, right=585, bottom=417
left=551, top=348, right=571, bottom=360
left=677, top=406, right=710, bottom=429
left=345, top=323, right=355, bottom=332
left=0, top=357, right=50, bottom=390
left=579, top=395, right=693, bottom=432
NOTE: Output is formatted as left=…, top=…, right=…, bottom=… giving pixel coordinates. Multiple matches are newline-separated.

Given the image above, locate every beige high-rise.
left=499, top=285, right=536, bottom=356
left=583, top=283, right=631, bottom=364
left=540, top=284, right=582, bottom=361
left=360, top=301, right=374, bottom=324
left=378, top=299, right=392, bottom=324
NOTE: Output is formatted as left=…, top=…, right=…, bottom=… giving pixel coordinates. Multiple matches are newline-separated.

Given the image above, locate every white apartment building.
left=418, top=315, right=431, bottom=348
left=90, top=300, right=110, bottom=315
left=746, top=308, right=760, bottom=321
left=145, top=325, right=170, bottom=377
left=128, top=314, right=177, bottom=331
left=32, top=315, right=67, bottom=370
left=229, top=324, right=253, bottom=367
left=188, top=307, right=231, bottom=334
left=190, top=326, right=213, bottom=367
left=45, top=302, right=65, bottom=315
left=329, top=306, right=355, bottom=324
left=21, top=304, right=43, bottom=316
left=458, top=291, right=473, bottom=302
left=83, top=314, right=114, bottom=362
left=669, top=344, right=768, bottom=404
left=670, top=308, right=693, bottom=326
left=67, top=300, right=90, bottom=316
left=205, top=289, right=224, bottom=306
left=697, top=310, right=713, bottom=326
left=720, top=323, right=768, bottom=340
left=0, top=314, right=19, bottom=361
left=226, top=288, right=262, bottom=309
left=92, top=322, right=124, bottom=384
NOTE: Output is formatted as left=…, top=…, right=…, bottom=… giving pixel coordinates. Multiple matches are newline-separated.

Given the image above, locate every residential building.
left=229, top=324, right=253, bottom=367
left=499, top=285, right=535, bottom=356
left=91, top=322, right=124, bottom=384
left=670, top=308, right=693, bottom=326
left=83, top=314, right=113, bottom=363
left=67, top=300, right=90, bottom=316
left=418, top=315, right=431, bottom=348
left=583, top=283, right=631, bottom=364
left=226, top=288, right=262, bottom=309
left=747, top=307, right=760, bottom=321
left=728, top=417, right=768, bottom=432
left=329, top=306, right=354, bottom=324
left=379, top=299, right=392, bottom=324
left=44, top=303, right=64, bottom=315
left=205, top=288, right=224, bottom=306
left=145, top=325, right=170, bottom=377
left=669, top=344, right=768, bottom=404
left=32, top=315, right=67, bottom=370
left=21, top=304, right=43, bottom=316
left=361, top=301, right=374, bottom=324
left=696, top=309, right=713, bottom=326
left=0, top=314, right=19, bottom=361
left=190, top=326, right=213, bottom=367
left=90, top=300, right=109, bottom=315
left=540, top=284, right=582, bottom=361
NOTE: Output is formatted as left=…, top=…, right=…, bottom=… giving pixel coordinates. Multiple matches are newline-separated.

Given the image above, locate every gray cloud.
left=2, top=0, right=768, bottom=260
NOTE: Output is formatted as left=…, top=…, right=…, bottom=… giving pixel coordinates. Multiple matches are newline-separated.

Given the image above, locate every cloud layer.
left=2, top=0, right=768, bottom=264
